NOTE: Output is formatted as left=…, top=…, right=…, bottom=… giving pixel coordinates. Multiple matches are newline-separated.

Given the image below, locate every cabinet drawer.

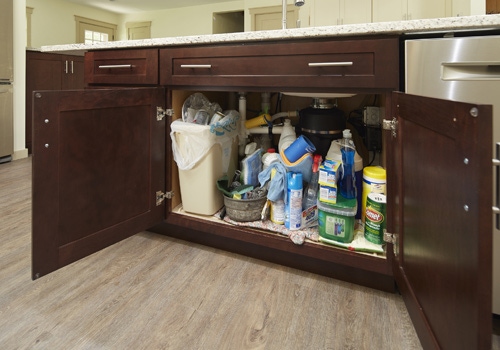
left=160, top=37, right=399, bottom=92
left=85, top=49, right=158, bottom=85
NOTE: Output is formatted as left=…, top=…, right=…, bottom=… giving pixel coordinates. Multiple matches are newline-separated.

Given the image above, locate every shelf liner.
left=218, top=210, right=385, bottom=254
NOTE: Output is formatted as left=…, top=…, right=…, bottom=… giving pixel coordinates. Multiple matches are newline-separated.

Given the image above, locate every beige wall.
left=26, top=0, right=121, bottom=48
left=120, top=1, right=244, bottom=40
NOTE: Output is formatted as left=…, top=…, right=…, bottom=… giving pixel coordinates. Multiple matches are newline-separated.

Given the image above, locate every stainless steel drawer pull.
left=180, top=64, right=212, bottom=69
left=98, top=64, right=134, bottom=69
left=308, top=62, right=353, bottom=67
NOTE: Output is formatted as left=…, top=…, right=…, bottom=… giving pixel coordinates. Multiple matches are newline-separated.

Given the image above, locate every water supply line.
left=282, top=0, right=305, bottom=30
left=246, top=111, right=298, bottom=134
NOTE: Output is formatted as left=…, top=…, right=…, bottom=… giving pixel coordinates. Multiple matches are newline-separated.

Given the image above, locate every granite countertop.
left=41, top=14, right=500, bottom=53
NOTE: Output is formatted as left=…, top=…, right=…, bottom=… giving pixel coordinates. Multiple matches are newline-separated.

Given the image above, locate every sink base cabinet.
left=32, top=36, right=493, bottom=349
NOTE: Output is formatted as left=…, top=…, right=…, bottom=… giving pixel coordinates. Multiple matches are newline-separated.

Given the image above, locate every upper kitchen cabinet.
left=26, top=51, right=84, bottom=154
left=313, top=0, right=372, bottom=26
left=373, top=0, right=448, bottom=22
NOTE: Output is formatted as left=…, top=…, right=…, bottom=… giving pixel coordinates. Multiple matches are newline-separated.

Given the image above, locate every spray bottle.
left=285, top=172, right=303, bottom=230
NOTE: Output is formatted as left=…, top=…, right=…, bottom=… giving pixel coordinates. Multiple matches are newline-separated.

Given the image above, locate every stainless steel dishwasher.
left=405, top=33, right=500, bottom=315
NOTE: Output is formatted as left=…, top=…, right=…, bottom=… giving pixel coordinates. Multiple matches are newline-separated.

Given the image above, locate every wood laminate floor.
left=0, top=157, right=498, bottom=350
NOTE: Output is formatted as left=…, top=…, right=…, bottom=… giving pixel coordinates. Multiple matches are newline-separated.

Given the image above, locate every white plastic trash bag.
left=170, top=110, right=240, bottom=172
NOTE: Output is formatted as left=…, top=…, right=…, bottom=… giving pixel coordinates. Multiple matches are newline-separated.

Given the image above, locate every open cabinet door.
left=385, top=92, right=493, bottom=349
left=32, top=88, right=166, bottom=279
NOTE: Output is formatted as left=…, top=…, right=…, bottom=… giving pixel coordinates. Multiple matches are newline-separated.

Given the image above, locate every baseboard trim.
left=12, top=149, right=28, bottom=161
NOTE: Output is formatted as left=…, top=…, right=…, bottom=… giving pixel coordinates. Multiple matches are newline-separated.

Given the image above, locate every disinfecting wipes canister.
left=364, top=193, right=386, bottom=245
left=361, top=166, right=386, bottom=223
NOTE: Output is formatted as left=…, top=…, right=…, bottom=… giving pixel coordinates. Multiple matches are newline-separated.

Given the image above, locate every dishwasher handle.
left=442, top=61, right=500, bottom=81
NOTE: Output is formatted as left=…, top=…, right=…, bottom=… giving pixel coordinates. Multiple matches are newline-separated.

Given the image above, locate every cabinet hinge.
left=383, top=230, right=398, bottom=244
left=382, top=118, right=398, bottom=138
left=157, top=107, right=174, bottom=121
left=156, top=190, right=174, bottom=206
left=383, top=230, right=399, bottom=256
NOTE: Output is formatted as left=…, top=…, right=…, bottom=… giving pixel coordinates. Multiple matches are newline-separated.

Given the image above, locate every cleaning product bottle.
left=326, top=139, right=363, bottom=216
left=285, top=172, right=303, bottom=230
left=262, top=148, right=279, bottom=170
left=278, top=119, right=296, bottom=153
left=339, top=129, right=357, bottom=199
left=270, top=168, right=285, bottom=225
left=302, top=154, right=322, bottom=210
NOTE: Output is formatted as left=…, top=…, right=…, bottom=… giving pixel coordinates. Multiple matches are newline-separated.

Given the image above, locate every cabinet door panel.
left=32, top=88, right=165, bottom=279
left=387, top=92, right=492, bottom=349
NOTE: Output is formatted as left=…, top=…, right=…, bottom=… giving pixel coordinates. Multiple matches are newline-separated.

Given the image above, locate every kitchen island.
left=41, top=14, right=500, bottom=53
left=34, top=14, right=500, bottom=350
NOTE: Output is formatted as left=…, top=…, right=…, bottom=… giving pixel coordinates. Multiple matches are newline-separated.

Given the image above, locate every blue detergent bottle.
left=339, top=129, right=357, bottom=199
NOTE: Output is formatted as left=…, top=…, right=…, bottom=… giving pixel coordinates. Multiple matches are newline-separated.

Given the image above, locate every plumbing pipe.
left=246, top=110, right=298, bottom=134
left=271, top=110, right=297, bottom=122
left=247, top=126, right=285, bottom=135
left=238, top=92, right=248, bottom=156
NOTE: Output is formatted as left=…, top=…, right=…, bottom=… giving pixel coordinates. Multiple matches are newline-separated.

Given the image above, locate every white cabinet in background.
left=373, top=0, right=448, bottom=22
left=452, top=0, right=477, bottom=17
left=314, top=0, right=371, bottom=26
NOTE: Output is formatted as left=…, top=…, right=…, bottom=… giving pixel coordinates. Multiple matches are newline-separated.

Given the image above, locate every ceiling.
left=66, top=0, right=239, bottom=14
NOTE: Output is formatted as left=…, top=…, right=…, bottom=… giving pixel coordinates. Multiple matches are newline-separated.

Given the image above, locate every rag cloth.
left=258, top=162, right=288, bottom=203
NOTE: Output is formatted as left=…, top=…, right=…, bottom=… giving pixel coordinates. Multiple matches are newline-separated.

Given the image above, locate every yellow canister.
left=361, top=166, right=386, bottom=223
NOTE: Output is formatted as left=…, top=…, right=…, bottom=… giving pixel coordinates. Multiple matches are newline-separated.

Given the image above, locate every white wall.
left=13, top=0, right=26, bottom=159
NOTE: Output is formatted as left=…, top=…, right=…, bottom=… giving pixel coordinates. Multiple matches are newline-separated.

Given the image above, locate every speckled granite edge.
left=41, top=14, right=500, bottom=53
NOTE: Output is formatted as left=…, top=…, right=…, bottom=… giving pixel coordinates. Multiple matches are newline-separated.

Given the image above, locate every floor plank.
left=0, top=157, right=497, bottom=349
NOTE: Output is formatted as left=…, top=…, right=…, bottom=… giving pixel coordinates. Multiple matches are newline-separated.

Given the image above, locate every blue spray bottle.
left=285, top=172, right=303, bottom=230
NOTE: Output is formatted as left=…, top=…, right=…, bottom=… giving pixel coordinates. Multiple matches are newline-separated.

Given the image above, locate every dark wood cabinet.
left=32, top=88, right=165, bottom=277
left=160, top=37, right=399, bottom=92
left=487, top=0, right=500, bottom=14
left=84, top=49, right=158, bottom=85
left=387, top=92, right=492, bottom=350
left=26, top=51, right=84, bottom=153
left=32, top=36, right=493, bottom=349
